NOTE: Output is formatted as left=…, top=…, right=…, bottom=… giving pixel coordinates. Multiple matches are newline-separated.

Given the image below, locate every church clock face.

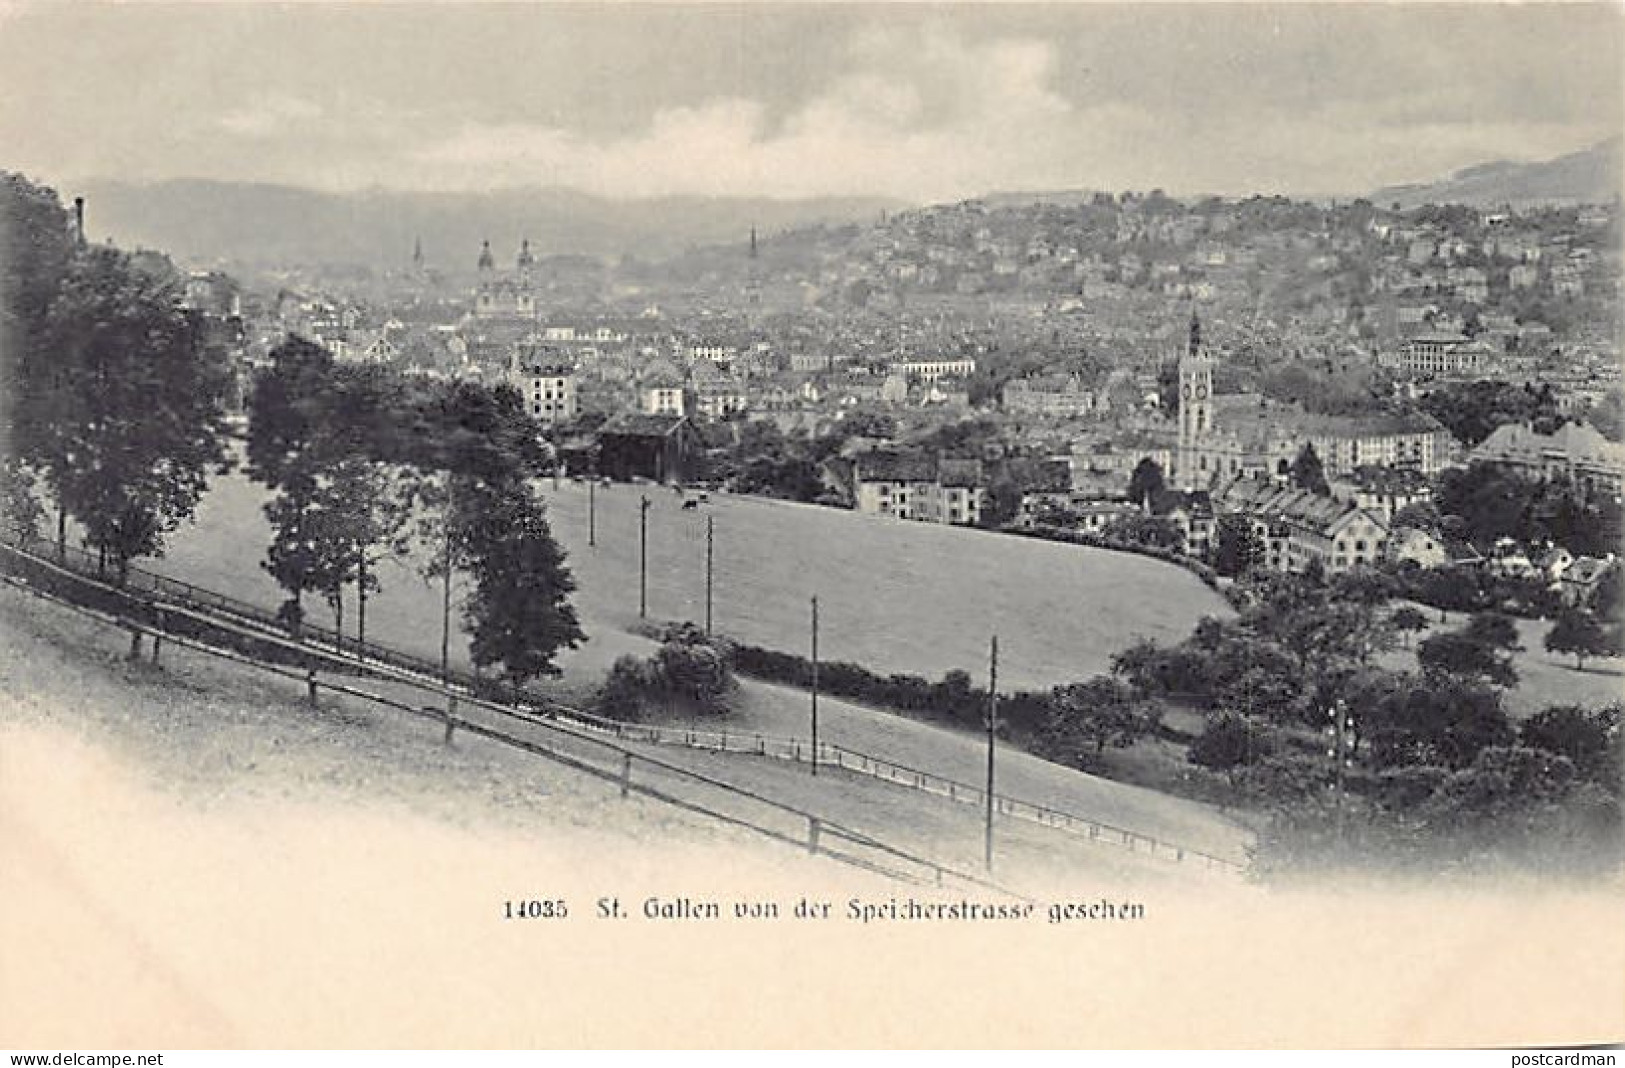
left=1183, top=383, right=1194, bottom=400
left=1195, top=383, right=1209, bottom=400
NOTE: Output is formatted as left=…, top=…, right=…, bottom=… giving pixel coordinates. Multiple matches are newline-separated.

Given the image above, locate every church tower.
left=477, top=239, right=495, bottom=273
left=745, top=224, right=762, bottom=320
left=1176, top=308, right=1214, bottom=487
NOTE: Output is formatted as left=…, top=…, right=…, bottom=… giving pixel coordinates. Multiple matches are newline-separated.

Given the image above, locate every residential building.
left=852, top=451, right=984, bottom=525
left=1002, top=373, right=1098, bottom=416
left=1219, top=480, right=1390, bottom=575
left=1471, top=421, right=1625, bottom=500
left=506, top=348, right=578, bottom=426
left=597, top=413, right=699, bottom=484
left=1379, top=333, right=1497, bottom=377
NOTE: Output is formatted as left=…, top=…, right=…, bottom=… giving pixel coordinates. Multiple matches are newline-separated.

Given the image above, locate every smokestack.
left=73, top=196, right=85, bottom=245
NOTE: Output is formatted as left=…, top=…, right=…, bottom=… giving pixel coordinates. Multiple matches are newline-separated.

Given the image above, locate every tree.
left=1110, top=637, right=1211, bottom=697
left=460, top=479, right=585, bottom=685
left=1102, top=513, right=1183, bottom=550
left=840, top=410, right=897, bottom=441
left=1544, top=609, right=1615, bottom=671
left=1211, top=513, right=1265, bottom=577
left=302, top=456, right=416, bottom=647
left=1519, top=703, right=1621, bottom=789
left=1388, top=605, right=1430, bottom=649
left=1589, top=563, right=1624, bottom=623
left=653, top=633, right=735, bottom=716
left=1188, top=714, right=1272, bottom=781
left=593, top=655, right=663, bottom=722
left=40, top=246, right=231, bottom=583
left=1, top=172, right=76, bottom=472
left=1462, top=610, right=1523, bottom=653
left=1417, top=630, right=1519, bottom=689
left=980, top=473, right=1023, bottom=529
left=0, top=459, right=44, bottom=549
left=1364, top=676, right=1513, bottom=770
left=1126, top=458, right=1165, bottom=506
left=1039, top=677, right=1160, bottom=767
left=1289, top=443, right=1330, bottom=496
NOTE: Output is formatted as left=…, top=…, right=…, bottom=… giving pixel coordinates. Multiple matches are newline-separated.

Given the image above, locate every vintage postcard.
left=1, top=1, right=1622, bottom=1051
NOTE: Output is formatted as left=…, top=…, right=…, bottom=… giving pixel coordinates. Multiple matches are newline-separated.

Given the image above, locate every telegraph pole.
left=810, top=595, right=820, bottom=777
left=588, top=478, right=596, bottom=547
left=639, top=494, right=650, bottom=619
left=440, top=518, right=452, bottom=684
left=985, top=634, right=998, bottom=873
left=1326, top=698, right=1354, bottom=836
left=705, top=515, right=714, bottom=635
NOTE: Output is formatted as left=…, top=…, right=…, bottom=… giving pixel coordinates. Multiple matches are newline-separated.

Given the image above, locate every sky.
left=0, top=2, right=1620, bottom=204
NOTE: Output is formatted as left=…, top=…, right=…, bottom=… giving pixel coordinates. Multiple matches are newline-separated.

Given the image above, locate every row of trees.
left=1115, top=564, right=1621, bottom=876
left=246, top=337, right=585, bottom=684
left=2, top=172, right=232, bottom=586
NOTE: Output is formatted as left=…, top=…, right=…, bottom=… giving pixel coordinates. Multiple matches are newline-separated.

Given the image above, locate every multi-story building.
left=892, top=357, right=977, bottom=383
left=1379, top=333, right=1497, bottom=377
left=506, top=349, right=578, bottom=426
left=852, top=451, right=984, bottom=525
left=1471, top=421, right=1625, bottom=500
left=1173, top=314, right=1451, bottom=487
left=1002, top=373, right=1098, bottom=416
left=1219, top=480, right=1390, bottom=576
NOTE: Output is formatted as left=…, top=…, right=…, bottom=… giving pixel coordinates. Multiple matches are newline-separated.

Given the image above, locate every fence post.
left=443, top=694, right=458, bottom=744
left=620, top=752, right=633, bottom=798
left=306, top=668, right=319, bottom=708
left=151, top=609, right=164, bottom=665
left=807, top=816, right=821, bottom=855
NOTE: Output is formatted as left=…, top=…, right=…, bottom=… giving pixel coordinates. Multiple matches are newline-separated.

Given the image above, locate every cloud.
left=407, top=30, right=1093, bottom=201
left=219, top=94, right=323, bottom=138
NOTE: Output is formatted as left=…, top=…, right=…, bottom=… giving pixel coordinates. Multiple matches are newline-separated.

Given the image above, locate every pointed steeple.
left=413, top=236, right=424, bottom=268
left=749, top=226, right=758, bottom=260
left=1188, top=307, right=1202, bottom=357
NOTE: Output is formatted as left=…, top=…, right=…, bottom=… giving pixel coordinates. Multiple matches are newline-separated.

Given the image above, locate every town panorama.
left=2, top=5, right=1621, bottom=912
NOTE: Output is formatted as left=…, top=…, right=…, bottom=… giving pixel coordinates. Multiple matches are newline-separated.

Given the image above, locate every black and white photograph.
left=1, top=1, right=1622, bottom=1053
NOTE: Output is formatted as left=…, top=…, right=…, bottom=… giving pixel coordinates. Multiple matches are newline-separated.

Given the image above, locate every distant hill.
left=1373, top=138, right=1622, bottom=209
left=70, top=179, right=905, bottom=269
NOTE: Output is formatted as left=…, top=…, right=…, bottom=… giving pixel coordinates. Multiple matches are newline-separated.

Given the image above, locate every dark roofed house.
left=597, top=413, right=699, bottom=484
left=1149, top=488, right=1216, bottom=556
left=853, top=450, right=984, bottom=525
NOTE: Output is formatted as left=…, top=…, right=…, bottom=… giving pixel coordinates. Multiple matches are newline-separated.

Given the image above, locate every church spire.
left=477, top=239, right=494, bottom=272
left=1188, top=307, right=1202, bottom=358
left=413, top=236, right=423, bottom=268
left=749, top=225, right=758, bottom=259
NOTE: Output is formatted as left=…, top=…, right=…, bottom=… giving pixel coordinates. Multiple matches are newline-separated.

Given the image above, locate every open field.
left=100, top=466, right=1255, bottom=862
left=160, top=466, right=1232, bottom=694
left=158, top=467, right=1620, bottom=721
left=1383, top=609, right=1624, bottom=718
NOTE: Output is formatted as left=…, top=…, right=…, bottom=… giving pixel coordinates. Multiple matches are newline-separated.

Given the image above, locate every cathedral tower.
left=1177, top=309, right=1214, bottom=486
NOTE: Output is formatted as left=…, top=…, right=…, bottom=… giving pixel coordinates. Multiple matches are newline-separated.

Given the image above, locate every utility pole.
left=705, top=515, right=714, bottom=636
left=639, top=494, right=650, bottom=619
left=1326, top=698, right=1354, bottom=835
left=985, top=634, right=998, bottom=873
left=810, top=595, right=819, bottom=776
left=357, top=551, right=368, bottom=653
left=440, top=523, right=452, bottom=683
left=588, top=478, right=596, bottom=547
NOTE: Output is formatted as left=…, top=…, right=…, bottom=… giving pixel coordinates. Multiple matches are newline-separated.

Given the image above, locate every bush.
left=592, top=632, right=736, bottom=722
